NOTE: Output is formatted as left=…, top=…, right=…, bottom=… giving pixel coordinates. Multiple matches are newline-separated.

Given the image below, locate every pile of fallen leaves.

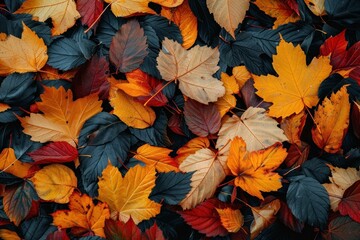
left=0, top=0, right=359, bottom=239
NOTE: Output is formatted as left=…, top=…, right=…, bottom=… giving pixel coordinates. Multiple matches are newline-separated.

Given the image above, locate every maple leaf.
left=0, top=148, right=32, bottom=179
left=227, top=137, right=287, bottom=200
left=52, top=192, right=110, bottom=237
left=179, top=147, right=228, bottom=209
left=31, top=164, right=77, bottom=203
left=206, top=0, right=250, bottom=38
left=15, top=0, right=80, bottom=35
left=161, top=0, right=197, bottom=49
left=312, top=86, right=350, bottom=153
left=216, top=107, right=288, bottom=152
left=133, top=144, right=179, bottom=172
left=20, top=86, right=102, bottom=145
left=0, top=23, right=48, bottom=75
left=109, top=87, right=156, bottom=129
left=98, top=163, right=161, bottom=224
left=157, top=38, right=225, bottom=104
left=216, top=208, right=244, bottom=233
left=253, top=38, right=332, bottom=118
left=254, top=0, right=300, bottom=28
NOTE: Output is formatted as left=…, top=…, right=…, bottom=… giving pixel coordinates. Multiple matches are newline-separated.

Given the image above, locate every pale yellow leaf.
left=305, top=0, right=326, bottom=16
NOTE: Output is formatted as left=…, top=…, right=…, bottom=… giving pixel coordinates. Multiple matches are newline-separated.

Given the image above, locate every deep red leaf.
left=110, top=20, right=148, bottom=73
left=184, top=99, right=221, bottom=137
left=46, top=229, right=70, bottom=240
left=241, top=79, right=271, bottom=109
left=284, top=0, right=299, bottom=15
left=339, top=180, right=360, bottom=223
left=144, top=223, right=165, bottom=240
left=76, top=0, right=104, bottom=27
left=320, top=31, right=360, bottom=84
left=168, top=113, right=186, bottom=136
left=278, top=200, right=304, bottom=233
left=179, top=198, right=228, bottom=237
left=284, top=142, right=309, bottom=168
left=72, top=55, right=110, bottom=100
left=28, top=142, right=78, bottom=165
left=104, top=218, right=144, bottom=240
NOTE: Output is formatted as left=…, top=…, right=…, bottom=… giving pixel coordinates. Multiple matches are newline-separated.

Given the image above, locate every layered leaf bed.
left=0, top=0, right=360, bottom=239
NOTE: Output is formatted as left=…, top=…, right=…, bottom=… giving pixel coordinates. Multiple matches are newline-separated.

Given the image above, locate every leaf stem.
left=84, top=3, right=112, bottom=34
left=143, top=80, right=174, bottom=106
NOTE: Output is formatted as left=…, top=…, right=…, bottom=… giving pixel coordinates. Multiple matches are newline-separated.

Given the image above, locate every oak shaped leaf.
left=133, top=143, right=179, bottom=172
left=0, top=23, right=48, bottom=76
left=157, top=38, right=225, bottom=104
left=110, top=20, right=148, bottom=73
left=216, top=208, right=244, bottom=233
left=253, top=38, right=332, bottom=118
left=19, top=86, right=102, bottom=145
left=312, top=86, right=350, bottom=153
left=179, top=198, right=228, bottom=237
left=227, top=137, right=287, bottom=200
left=28, top=141, right=78, bottom=165
left=97, top=163, right=161, bottom=224
left=15, top=0, right=80, bottom=35
left=338, top=180, right=360, bottom=223
left=216, top=107, right=288, bottom=152
left=0, top=148, right=33, bottom=179
left=31, top=164, right=77, bottom=204
left=52, top=192, right=110, bottom=238
left=206, top=0, right=249, bottom=38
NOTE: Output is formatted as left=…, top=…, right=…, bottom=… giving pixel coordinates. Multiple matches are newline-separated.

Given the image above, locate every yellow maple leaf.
left=109, top=87, right=156, bottom=129
left=15, top=0, right=80, bottom=35
left=227, top=137, right=287, bottom=200
left=157, top=38, right=225, bottom=104
left=206, top=0, right=250, bottom=38
left=0, top=148, right=32, bottom=179
left=216, top=208, right=244, bottom=233
left=19, top=86, right=102, bottom=146
left=161, top=0, right=197, bottom=49
left=31, top=164, right=77, bottom=203
left=254, top=0, right=300, bottom=28
left=133, top=144, right=179, bottom=172
left=0, top=23, right=48, bottom=75
left=253, top=38, right=332, bottom=118
left=98, top=163, right=161, bottom=224
left=52, top=192, right=110, bottom=238
left=312, top=86, right=350, bottom=153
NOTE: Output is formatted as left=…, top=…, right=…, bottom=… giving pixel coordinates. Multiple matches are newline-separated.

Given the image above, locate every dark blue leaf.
left=11, top=127, right=42, bottom=163
left=318, top=74, right=360, bottom=101
left=301, top=158, right=330, bottom=183
left=20, top=216, right=57, bottom=240
left=4, top=0, right=24, bottom=12
left=0, top=73, right=36, bottom=106
left=95, top=10, right=126, bottom=48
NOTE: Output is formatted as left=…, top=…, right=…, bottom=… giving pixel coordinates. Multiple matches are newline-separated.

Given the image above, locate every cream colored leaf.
left=322, top=183, right=344, bottom=211
left=206, top=0, right=250, bottom=38
left=157, top=38, right=225, bottom=104
left=305, top=0, right=326, bottom=16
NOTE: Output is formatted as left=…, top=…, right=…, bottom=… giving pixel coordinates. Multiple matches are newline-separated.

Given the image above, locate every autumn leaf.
left=157, top=38, right=225, bottom=104
left=305, top=0, right=326, bottom=16
left=52, top=192, right=110, bottom=237
left=216, top=208, right=244, bottom=233
left=0, top=23, right=48, bottom=76
left=338, top=180, right=360, bottom=223
left=109, top=87, right=156, bottom=129
left=77, top=0, right=104, bottom=27
left=0, top=229, right=21, bottom=240
left=133, top=144, right=179, bottom=172
left=253, top=38, right=332, bottom=118
left=312, top=86, right=350, bottom=153
left=98, top=163, right=161, bottom=224
left=206, top=0, right=250, bottom=38
left=215, top=73, right=239, bottom=117
left=15, top=0, right=80, bottom=35
left=254, top=0, right=300, bottom=28
left=216, top=107, right=288, bottom=152
left=280, top=110, right=307, bottom=146
left=227, top=137, right=287, bottom=200
left=0, top=148, right=32, bottom=178
left=161, top=0, right=197, bottom=49
left=31, top=164, right=77, bottom=203
left=0, top=103, right=10, bottom=112
left=175, top=137, right=210, bottom=164
left=20, top=86, right=102, bottom=145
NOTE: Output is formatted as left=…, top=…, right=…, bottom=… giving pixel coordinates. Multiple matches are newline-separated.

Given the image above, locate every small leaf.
left=216, top=208, right=244, bottom=233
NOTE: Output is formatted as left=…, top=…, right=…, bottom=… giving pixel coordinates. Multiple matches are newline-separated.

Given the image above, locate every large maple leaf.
left=157, top=38, right=225, bottom=104
left=227, top=137, right=287, bottom=199
left=0, top=23, right=48, bottom=75
left=98, top=163, right=161, bottom=224
left=52, top=192, right=110, bottom=237
left=20, top=86, right=102, bottom=145
left=253, top=38, right=332, bottom=118
left=15, top=0, right=80, bottom=35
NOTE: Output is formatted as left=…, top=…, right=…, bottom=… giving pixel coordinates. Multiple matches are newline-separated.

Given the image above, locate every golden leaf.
left=157, top=38, right=225, bottom=104
left=280, top=110, right=307, bottom=146
left=206, top=0, right=250, bottom=38
left=216, top=73, right=239, bottom=117
left=232, top=66, right=251, bottom=90
left=227, top=137, right=287, bottom=199
left=0, top=229, right=21, bottom=240
left=20, top=87, right=102, bottom=145
left=253, top=38, right=332, bottom=118
left=15, top=0, right=80, bottom=35
left=216, top=208, right=244, bottom=233
left=98, top=163, right=161, bottom=224
left=31, top=164, right=77, bottom=203
left=0, top=148, right=32, bottom=179
left=0, top=23, right=47, bottom=75
left=312, top=86, right=350, bottom=153
left=175, top=137, right=210, bottom=164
